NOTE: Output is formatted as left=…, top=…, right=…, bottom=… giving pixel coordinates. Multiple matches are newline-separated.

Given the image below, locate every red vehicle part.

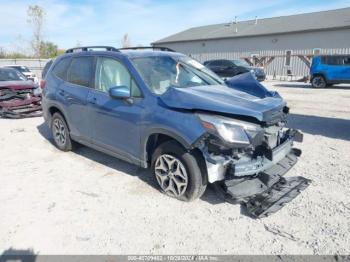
left=0, top=81, right=42, bottom=118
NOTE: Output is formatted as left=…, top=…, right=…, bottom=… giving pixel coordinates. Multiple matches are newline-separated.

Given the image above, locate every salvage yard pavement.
left=0, top=81, right=349, bottom=254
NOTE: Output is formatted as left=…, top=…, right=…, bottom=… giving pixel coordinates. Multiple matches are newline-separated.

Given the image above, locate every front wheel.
left=311, top=75, right=327, bottom=88
left=151, top=141, right=207, bottom=201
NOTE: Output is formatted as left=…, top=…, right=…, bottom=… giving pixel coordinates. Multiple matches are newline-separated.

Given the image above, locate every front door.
left=88, top=56, right=144, bottom=162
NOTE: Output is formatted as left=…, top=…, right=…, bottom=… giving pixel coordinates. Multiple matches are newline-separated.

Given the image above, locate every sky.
left=0, top=0, right=349, bottom=52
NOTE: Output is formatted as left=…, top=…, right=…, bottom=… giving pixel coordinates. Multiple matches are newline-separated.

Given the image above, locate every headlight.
left=197, top=113, right=262, bottom=145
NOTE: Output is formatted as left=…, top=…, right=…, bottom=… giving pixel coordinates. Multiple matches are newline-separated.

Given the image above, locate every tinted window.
left=219, top=60, right=233, bottom=67
left=67, top=57, right=94, bottom=87
left=95, top=57, right=141, bottom=97
left=52, top=58, right=71, bottom=81
left=344, top=57, right=350, bottom=65
left=42, top=59, right=54, bottom=79
left=322, top=56, right=348, bottom=66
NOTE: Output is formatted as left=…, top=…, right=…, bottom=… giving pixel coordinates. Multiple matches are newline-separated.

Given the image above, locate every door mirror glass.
left=109, top=86, right=131, bottom=99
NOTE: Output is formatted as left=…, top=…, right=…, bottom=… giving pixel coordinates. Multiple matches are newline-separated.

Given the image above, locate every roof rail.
left=118, top=46, right=175, bottom=52
left=65, top=46, right=119, bottom=53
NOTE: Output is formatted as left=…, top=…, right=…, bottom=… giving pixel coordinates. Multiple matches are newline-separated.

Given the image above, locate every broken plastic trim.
left=214, top=149, right=310, bottom=218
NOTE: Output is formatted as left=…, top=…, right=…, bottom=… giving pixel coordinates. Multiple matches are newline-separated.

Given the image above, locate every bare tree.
left=121, top=33, right=131, bottom=48
left=27, top=5, right=45, bottom=57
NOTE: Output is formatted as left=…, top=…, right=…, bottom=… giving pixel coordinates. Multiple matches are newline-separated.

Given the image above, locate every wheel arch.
left=48, top=105, right=70, bottom=130
left=143, top=130, right=207, bottom=177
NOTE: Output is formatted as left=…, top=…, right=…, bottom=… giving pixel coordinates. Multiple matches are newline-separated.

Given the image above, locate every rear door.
left=87, top=56, right=144, bottom=162
left=343, top=56, right=350, bottom=81
left=60, top=56, right=94, bottom=140
left=324, top=56, right=349, bottom=81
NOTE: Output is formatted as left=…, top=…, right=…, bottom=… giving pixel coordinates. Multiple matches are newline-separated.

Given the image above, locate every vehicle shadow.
left=36, top=122, right=159, bottom=191
left=274, top=83, right=350, bottom=89
left=288, top=113, right=350, bottom=141
left=36, top=122, right=233, bottom=209
left=0, top=248, right=36, bottom=262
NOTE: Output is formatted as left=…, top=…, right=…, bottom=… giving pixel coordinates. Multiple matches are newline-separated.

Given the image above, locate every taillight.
left=40, top=79, right=46, bottom=89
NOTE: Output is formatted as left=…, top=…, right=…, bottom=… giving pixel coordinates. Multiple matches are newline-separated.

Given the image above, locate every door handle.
left=88, top=97, right=97, bottom=104
left=58, top=89, right=65, bottom=96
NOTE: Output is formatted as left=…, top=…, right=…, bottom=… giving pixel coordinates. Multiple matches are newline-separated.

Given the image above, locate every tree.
left=27, top=5, right=45, bottom=57
left=39, top=41, right=58, bottom=58
left=0, top=47, right=6, bottom=58
left=121, top=33, right=131, bottom=48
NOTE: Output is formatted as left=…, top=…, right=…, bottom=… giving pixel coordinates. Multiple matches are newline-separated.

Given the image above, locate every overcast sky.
left=0, top=0, right=349, bottom=52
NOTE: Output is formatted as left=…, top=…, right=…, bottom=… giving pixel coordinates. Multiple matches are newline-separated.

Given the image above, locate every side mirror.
left=109, top=86, right=130, bottom=99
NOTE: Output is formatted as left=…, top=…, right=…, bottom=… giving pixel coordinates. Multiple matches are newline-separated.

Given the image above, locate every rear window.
left=52, top=58, right=71, bottom=81
left=67, top=57, right=94, bottom=87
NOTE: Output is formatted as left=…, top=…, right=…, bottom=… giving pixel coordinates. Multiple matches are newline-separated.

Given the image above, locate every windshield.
left=131, top=55, right=224, bottom=95
left=0, top=69, right=27, bottom=81
left=232, top=59, right=250, bottom=67
left=9, top=66, right=30, bottom=73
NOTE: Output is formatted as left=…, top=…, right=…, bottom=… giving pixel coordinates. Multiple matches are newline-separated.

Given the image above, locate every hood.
left=225, top=73, right=274, bottom=98
left=0, top=80, right=37, bottom=90
left=159, top=76, right=286, bottom=123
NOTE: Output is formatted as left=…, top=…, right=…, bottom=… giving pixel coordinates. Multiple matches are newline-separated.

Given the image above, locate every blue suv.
left=42, top=46, right=309, bottom=218
left=310, top=55, right=350, bottom=88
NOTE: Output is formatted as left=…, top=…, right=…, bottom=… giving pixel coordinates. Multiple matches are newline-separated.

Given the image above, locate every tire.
left=151, top=140, right=207, bottom=201
left=311, top=75, right=327, bottom=88
left=51, top=112, right=73, bottom=152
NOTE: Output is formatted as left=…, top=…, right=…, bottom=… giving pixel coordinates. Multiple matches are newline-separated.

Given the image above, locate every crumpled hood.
left=159, top=76, right=286, bottom=123
left=0, top=80, right=37, bottom=90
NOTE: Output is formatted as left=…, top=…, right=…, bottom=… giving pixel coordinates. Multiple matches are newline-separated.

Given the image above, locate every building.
left=153, top=7, right=350, bottom=78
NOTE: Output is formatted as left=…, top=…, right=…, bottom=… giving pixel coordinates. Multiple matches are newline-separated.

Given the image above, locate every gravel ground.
left=0, top=81, right=349, bottom=255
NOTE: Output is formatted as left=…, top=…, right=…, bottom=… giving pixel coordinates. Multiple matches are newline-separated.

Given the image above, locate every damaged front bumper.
left=0, top=89, right=42, bottom=118
left=203, top=129, right=303, bottom=183
left=200, top=129, right=310, bottom=218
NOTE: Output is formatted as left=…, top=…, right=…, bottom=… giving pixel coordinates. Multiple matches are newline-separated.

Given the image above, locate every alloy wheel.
left=154, top=154, right=188, bottom=197
left=312, top=76, right=326, bottom=88
left=53, top=118, right=66, bottom=146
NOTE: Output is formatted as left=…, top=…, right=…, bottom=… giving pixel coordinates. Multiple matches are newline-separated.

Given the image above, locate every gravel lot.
left=0, top=81, right=349, bottom=255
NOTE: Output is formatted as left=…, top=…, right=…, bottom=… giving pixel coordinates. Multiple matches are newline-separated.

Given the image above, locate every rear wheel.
left=151, top=141, right=207, bottom=201
left=311, top=75, right=327, bottom=88
left=51, top=113, right=73, bottom=151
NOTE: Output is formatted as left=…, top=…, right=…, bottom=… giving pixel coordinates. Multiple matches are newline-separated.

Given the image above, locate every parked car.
left=0, top=68, right=42, bottom=118
left=204, top=59, right=266, bottom=81
left=310, top=55, right=350, bottom=88
left=42, top=46, right=309, bottom=218
left=3, top=65, right=39, bottom=84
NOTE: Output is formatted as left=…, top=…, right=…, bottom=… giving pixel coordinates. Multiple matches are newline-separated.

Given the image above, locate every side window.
left=220, top=60, right=232, bottom=67
left=95, top=57, right=141, bottom=97
left=52, top=58, right=71, bottom=81
left=67, top=57, right=94, bottom=87
left=344, top=57, right=350, bottom=65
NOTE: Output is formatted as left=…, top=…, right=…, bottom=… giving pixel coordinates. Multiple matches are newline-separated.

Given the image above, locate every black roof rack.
left=118, top=46, right=175, bottom=52
left=65, top=46, right=119, bottom=53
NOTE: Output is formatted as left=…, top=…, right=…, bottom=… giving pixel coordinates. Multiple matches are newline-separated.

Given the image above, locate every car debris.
left=0, top=68, right=42, bottom=118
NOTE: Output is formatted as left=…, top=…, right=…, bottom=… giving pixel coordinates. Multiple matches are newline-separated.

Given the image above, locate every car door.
left=325, top=56, right=348, bottom=82
left=87, top=56, right=144, bottom=162
left=60, top=56, right=94, bottom=141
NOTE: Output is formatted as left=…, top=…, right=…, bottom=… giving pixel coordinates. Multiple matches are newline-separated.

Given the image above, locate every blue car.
left=310, top=55, right=350, bottom=88
left=42, top=46, right=309, bottom=218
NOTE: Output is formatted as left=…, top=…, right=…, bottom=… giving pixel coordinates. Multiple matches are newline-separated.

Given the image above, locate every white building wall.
left=157, top=28, right=350, bottom=77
